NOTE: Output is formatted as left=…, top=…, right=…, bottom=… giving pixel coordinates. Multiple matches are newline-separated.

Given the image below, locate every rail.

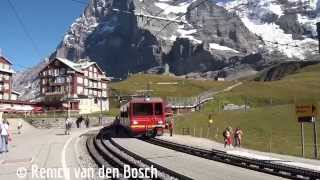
left=86, top=128, right=193, bottom=180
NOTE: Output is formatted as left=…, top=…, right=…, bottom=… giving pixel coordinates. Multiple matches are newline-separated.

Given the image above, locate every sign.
left=296, top=104, right=316, bottom=118
left=298, top=116, right=315, bottom=123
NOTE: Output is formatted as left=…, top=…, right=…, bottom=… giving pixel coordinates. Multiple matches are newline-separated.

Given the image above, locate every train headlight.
left=133, top=120, right=138, bottom=125
left=158, top=120, right=163, bottom=124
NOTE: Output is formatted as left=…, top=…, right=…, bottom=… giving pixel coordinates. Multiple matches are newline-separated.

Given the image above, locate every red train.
left=118, top=97, right=166, bottom=137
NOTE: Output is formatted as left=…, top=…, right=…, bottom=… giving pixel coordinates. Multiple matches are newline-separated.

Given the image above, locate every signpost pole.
left=313, top=117, right=318, bottom=159
left=301, top=123, right=305, bottom=157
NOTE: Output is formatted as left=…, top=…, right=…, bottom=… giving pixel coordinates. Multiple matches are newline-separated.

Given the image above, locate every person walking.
left=223, top=127, right=232, bottom=148
left=76, top=116, right=83, bottom=128
left=17, top=119, right=23, bottom=134
left=234, top=128, right=243, bottom=148
left=1, top=119, right=10, bottom=153
left=169, top=118, right=174, bottom=137
left=85, top=115, right=90, bottom=128
left=65, top=117, right=72, bottom=135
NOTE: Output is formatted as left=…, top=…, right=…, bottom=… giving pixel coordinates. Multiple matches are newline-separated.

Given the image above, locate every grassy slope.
left=219, top=64, right=320, bottom=106
left=111, top=74, right=232, bottom=97
left=175, top=64, right=320, bottom=158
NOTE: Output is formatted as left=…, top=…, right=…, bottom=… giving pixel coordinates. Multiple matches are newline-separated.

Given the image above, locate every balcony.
left=45, top=92, right=64, bottom=96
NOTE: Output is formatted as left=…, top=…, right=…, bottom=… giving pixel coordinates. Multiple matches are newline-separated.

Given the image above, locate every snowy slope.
left=218, top=0, right=319, bottom=60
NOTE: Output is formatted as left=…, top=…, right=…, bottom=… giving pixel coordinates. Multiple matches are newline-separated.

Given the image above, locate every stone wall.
left=28, top=116, right=113, bottom=129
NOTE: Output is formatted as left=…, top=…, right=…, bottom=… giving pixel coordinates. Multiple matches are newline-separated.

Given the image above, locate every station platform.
left=158, top=133, right=320, bottom=171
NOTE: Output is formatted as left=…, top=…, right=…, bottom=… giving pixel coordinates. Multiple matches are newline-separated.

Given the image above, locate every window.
left=77, top=86, right=83, bottom=94
left=4, top=83, right=9, bottom=90
left=77, top=76, right=83, bottom=84
left=3, top=93, right=9, bottom=100
left=133, top=103, right=153, bottom=116
left=121, top=110, right=128, bottom=118
left=60, top=68, right=66, bottom=75
left=155, top=103, right=163, bottom=115
left=84, top=79, right=88, bottom=86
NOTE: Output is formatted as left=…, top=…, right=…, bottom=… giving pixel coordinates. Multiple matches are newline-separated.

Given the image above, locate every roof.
left=0, top=56, right=13, bottom=65
left=12, top=91, right=21, bottom=95
left=40, top=58, right=111, bottom=81
left=0, top=56, right=15, bottom=74
left=55, top=57, right=83, bottom=73
left=130, top=97, right=164, bottom=103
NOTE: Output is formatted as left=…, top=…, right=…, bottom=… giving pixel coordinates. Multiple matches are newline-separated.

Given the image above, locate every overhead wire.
left=6, top=0, right=41, bottom=59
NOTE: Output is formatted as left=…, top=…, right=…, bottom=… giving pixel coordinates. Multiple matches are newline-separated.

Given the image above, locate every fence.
left=176, top=126, right=320, bottom=159
left=166, top=89, right=218, bottom=109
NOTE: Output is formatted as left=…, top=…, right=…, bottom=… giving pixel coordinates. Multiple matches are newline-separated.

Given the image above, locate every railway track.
left=86, top=128, right=192, bottom=180
left=143, top=138, right=320, bottom=180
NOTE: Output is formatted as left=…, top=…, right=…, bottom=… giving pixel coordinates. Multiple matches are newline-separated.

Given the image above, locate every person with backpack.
left=223, top=127, right=232, bottom=148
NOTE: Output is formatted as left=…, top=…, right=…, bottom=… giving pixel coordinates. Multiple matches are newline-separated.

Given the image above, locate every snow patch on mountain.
left=209, top=43, right=240, bottom=53
left=221, top=0, right=319, bottom=60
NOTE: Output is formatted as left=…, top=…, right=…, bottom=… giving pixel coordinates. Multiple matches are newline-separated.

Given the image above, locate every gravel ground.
left=77, top=132, right=104, bottom=180
left=101, top=128, right=178, bottom=180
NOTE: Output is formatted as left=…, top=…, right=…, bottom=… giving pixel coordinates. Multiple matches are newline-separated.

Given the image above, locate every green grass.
left=220, top=64, right=320, bottom=107
left=174, top=64, right=320, bottom=159
left=175, top=104, right=320, bottom=159
left=111, top=74, right=232, bottom=97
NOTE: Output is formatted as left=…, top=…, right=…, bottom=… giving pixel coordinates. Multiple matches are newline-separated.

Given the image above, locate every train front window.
left=133, top=103, right=153, bottom=116
left=155, top=103, right=163, bottom=115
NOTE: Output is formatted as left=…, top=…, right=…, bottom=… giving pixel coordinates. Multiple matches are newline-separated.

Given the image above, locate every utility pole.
left=68, top=76, right=71, bottom=119
left=67, top=71, right=75, bottom=119
left=316, top=22, right=320, bottom=53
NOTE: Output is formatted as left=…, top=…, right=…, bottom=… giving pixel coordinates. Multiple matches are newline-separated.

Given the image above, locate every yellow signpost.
left=295, top=104, right=318, bottom=158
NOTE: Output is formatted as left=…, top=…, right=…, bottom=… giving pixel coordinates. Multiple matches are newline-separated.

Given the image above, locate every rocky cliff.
left=14, top=0, right=320, bottom=100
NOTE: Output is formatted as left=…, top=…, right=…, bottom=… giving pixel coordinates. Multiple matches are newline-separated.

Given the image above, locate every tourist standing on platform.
left=0, top=119, right=10, bottom=153
left=223, top=127, right=232, bottom=148
left=234, top=128, right=243, bottom=148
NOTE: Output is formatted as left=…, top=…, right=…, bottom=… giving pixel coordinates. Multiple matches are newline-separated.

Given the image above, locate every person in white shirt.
left=0, top=120, right=2, bottom=153
left=1, top=119, right=9, bottom=153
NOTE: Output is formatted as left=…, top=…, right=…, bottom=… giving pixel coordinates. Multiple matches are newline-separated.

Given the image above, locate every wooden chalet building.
left=0, top=56, right=18, bottom=100
left=39, top=57, right=110, bottom=114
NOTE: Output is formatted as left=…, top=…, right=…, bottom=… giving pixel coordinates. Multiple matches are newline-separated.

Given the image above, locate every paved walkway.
left=158, top=134, right=320, bottom=170
left=0, top=118, right=107, bottom=180
left=114, top=138, right=284, bottom=180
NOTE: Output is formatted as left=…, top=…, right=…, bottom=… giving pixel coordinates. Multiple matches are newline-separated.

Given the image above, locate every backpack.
left=223, top=130, right=227, bottom=138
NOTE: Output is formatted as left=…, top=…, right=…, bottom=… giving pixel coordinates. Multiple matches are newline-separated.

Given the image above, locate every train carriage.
left=119, top=97, right=166, bottom=137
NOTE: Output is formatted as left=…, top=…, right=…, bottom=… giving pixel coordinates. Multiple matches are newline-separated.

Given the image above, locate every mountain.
left=14, top=0, right=320, bottom=100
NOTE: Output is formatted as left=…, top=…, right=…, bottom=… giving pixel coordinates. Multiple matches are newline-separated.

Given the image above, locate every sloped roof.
left=55, top=57, right=83, bottom=73
left=41, top=58, right=110, bottom=81
left=0, top=56, right=13, bottom=65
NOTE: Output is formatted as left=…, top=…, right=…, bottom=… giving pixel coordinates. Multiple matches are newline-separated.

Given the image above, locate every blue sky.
left=0, top=0, right=87, bottom=71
